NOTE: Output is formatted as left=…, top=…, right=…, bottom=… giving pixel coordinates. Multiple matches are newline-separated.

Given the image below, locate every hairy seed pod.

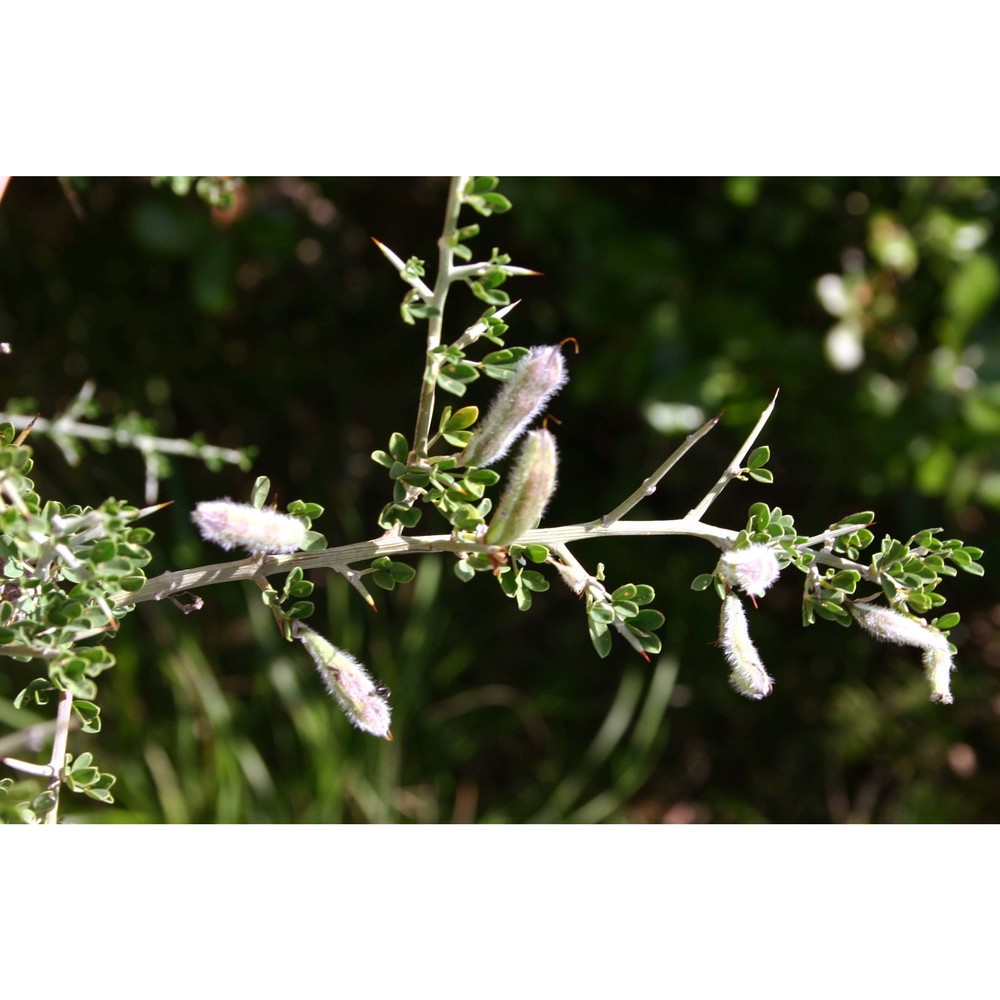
left=461, top=345, right=567, bottom=468
left=294, top=623, right=392, bottom=739
left=718, top=543, right=781, bottom=598
left=923, top=646, right=955, bottom=705
left=192, top=500, right=307, bottom=555
left=720, top=593, right=774, bottom=700
left=485, top=429, right=558, bottom=546
left=849, top=602, right=949, bottom=653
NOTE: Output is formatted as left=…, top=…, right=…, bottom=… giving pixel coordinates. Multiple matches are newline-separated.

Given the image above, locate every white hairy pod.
left=718, top=543, right=781, bottom=598
left=485, top=429, right=558, bottom=546
left=850, top=602, right=956, bottom=704
left=462, top=345, right=567, bottom=468
left=720, top=593, right=774, bottom=700
left=923, top=646, right=955, bottom=705
left=192, top=500, right=307, bottom=555
left=294, top=623, right=392, bottom=739
left=849, top=602, right=949, bottom=653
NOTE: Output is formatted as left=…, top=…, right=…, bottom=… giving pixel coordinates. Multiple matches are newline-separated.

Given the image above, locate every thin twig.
left=686, top=389, right=779, bottom=522
left=452, top=299, right=521, bottom=352
left=0, top=408, right=249, bottom=468
left=45, top=690, right=74, bottom=825
left=601, top=411, right=722, bottom=526
left=409, top=175, right=469, bottom=461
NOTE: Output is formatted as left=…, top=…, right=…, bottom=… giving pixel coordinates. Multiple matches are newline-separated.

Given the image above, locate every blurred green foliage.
left=1, top=177, right=997, bottom=823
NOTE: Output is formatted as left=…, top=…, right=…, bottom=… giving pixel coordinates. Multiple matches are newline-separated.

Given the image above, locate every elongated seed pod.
left=923, top=646, right=955, bottom=705
left=294, top=623, right=392, bottom=739
left=485, top=429, right=558, bottom=546
left=849, top=602, right=949, bottom=653
left=461, top=345, right=567, bottom=468
left=720, top=593, right=774, bottom=700
left=192, top=500, right=307, bottom=555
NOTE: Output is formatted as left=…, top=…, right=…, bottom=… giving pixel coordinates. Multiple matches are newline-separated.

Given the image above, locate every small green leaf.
left=407, top=303, right=440, bottom=320
left=72, top=701, right=102, bottom=733
left=829, top=570, right=860, bottom=593
left=520, top=570, right=548, bottom=592
left=588, top=618, right=613, bottom=658
left=691, top=573, right=716, bottom=591
left=835, top=511, right=875, bottom=527
left=251, top=476, right=271, bottom=509
left=89, top=539, right=118, bottom=562
left=443, top=430, right=473, bottom=448
left=444, top=406, right=479, bottom=432
left=466, top=177, right=499, bottom=196
left=749, top=469, right=774, bottom=484
left=465, top=468, right=500, bottom=485
left=389, top=562, right=416, bottom=583
left=747, top=446, right=770, bottom=469
left=32, top=791, right=57, bottom=816
left=631, top=609, right=665, bottom=631
left=454, top=559, right=477, bottom=583
left=589, top=602, right=616, bottom=625
left=389, top=433, right=409, bottom=462
left=436, top=373, right=467, bottom=396
left=935, top=612, right=960, bottom=630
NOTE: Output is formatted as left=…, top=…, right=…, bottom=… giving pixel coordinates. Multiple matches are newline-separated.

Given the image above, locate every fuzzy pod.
left=720, top=593, right=774, bottom=700
left=295, top=623, right=392, bottom=739
left=718, top=543, right=781, bottom=598
left=461, top=345, right=567, bottom=468
left=192, top=500, right=307, bottom=556
left=923, top=646, right=955, bottom=705
left=849, top=602, right=949, bottom=653
left=485, top=428, right=558, bottom=546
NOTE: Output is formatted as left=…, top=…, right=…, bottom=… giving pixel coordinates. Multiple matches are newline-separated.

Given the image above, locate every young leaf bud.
left=485, top=429, right=558, bottom=547
left=718, top=543, right=781, bottom=598
left=294, top=623, right=392, bottom=739
left=720, top=593, right=774, bottom=700
left=923, top=646, right=955, bottom=705
left=461, top=345, right=567, bottom=468
left=849, top=602, right=950, bottom=653
left=192, top=500, right=307, bottom=556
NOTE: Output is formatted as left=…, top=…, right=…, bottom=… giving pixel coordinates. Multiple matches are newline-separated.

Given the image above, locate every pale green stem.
left=45, top=689, right=73, bottom=825
left=410, top=175, right=469, bottom=462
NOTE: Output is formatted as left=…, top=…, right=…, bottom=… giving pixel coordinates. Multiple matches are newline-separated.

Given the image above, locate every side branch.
left=111, top=518, right=739, bottom=608
left=601, top=411, right=721, bottom=526
left=686, top=389, right=779, bottom=521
